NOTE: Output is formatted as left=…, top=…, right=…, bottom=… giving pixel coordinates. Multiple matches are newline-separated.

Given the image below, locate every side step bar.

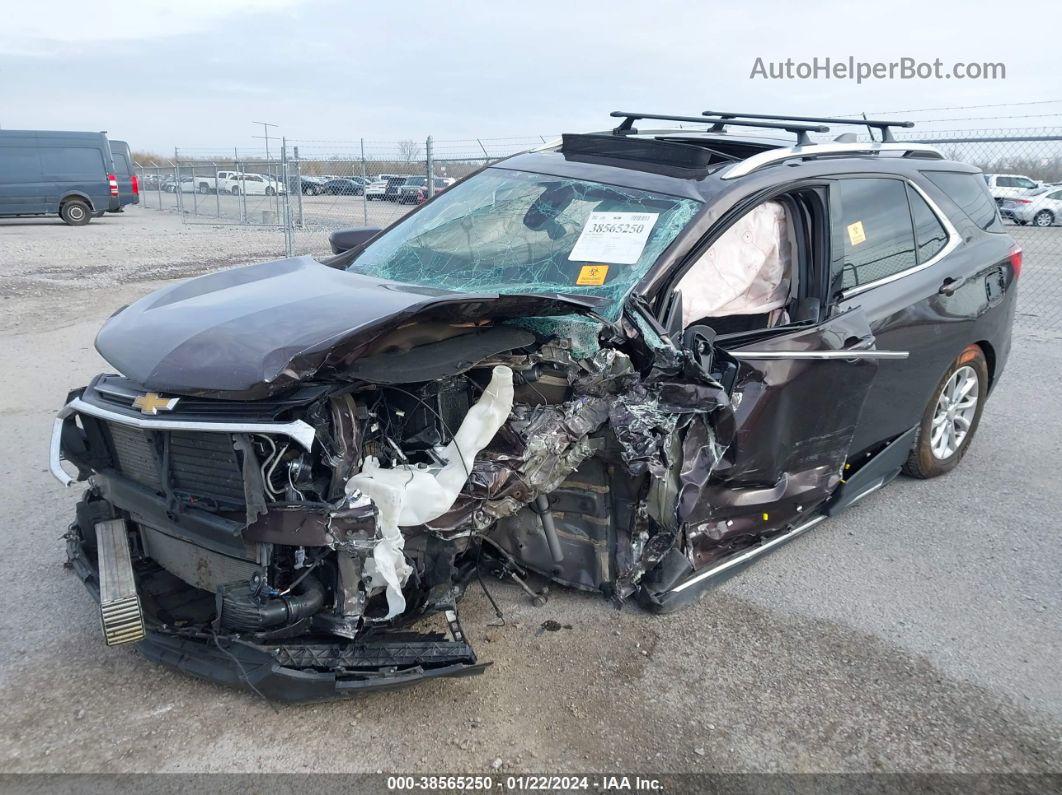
left=670, top=515, right=827, bottom=595
left=95, top=519, right=146, bottom=646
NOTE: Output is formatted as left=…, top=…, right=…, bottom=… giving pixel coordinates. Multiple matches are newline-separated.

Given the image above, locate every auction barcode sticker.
left=568, top=212, right=659, bottom=265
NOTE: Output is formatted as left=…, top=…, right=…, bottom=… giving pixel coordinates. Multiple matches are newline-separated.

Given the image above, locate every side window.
left=836, top=178, right=917, bottom=291
left=1049, top=190, right=1062, bottom=201
left=923, top=171, right=1003, bottom=232
left=996, top=176, right=1015, bottom=188
left=40, top=147, right=106, bottom=179
left=1017, top=177, right=1037, bottom=189
left=0, top=147, right=43, bottom=183
left=908, top=186, right=949, bottom=264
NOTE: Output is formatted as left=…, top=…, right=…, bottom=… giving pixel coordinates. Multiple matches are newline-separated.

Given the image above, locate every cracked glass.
left=346, top=168, right=702, bottom=320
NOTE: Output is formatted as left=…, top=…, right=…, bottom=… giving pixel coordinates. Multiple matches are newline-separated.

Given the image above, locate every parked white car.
left=228, top=173, right=286, bottom=196
left=983, top=173, right=1043, bottom=204
left=1000, top=185, right=1062, bottom=227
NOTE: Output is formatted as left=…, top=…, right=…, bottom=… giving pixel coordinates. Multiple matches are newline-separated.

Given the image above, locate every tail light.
left=108, top=174, right=119, bottom=197
left=131, top=175, right=139, bottom=195
left=1012, top=198, right=1032, bottom=204
left=1009, top=246, right=1023, bottom=280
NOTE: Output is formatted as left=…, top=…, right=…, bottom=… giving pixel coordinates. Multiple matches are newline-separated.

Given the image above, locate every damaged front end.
left=53, top=259, right=738, bottom=701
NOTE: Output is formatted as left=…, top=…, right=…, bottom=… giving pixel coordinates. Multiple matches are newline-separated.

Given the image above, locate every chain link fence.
left=135, top=129, right=1062, bottom=332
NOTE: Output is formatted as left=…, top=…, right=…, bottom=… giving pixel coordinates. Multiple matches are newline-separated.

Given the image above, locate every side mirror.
left=681, top=324, right=717, bottom=373
left=328, top=227, right=382, bottom=254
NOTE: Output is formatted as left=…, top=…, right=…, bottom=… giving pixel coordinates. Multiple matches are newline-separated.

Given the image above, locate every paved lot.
left=0, top=208, right=1059, bottom=774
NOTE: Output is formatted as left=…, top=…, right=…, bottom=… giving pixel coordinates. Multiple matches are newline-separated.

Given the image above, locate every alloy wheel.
left=930, top=365, right=979, bottom=459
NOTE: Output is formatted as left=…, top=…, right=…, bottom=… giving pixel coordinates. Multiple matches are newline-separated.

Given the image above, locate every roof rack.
left=610, top=111, right=828, bottom=146
left=720, top=141, right=944, bottom=180
left=702, top=110, right=915, bottom=143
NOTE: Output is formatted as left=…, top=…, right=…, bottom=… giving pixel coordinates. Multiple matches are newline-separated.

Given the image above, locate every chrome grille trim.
left=57, top=397, right=316, bottom=450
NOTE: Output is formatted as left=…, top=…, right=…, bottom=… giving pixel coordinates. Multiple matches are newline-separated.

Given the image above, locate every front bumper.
left=65, top=511, right=488, bottom=703
left=54, top=386, right=490, bottom=702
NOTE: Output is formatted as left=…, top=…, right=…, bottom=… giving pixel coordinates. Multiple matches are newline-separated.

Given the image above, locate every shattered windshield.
left=346, top=167, right=702, bottom=319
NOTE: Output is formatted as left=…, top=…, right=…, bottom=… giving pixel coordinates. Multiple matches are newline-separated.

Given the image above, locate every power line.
left=835, top=99, right=1062, bottom=118
left=913, top=112, right=1062, bottom=123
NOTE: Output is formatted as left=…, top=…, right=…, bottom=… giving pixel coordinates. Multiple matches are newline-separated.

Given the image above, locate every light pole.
left=252, top=120, right=279, bottom=161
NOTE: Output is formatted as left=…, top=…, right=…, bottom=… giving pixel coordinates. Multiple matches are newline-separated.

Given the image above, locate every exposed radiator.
left=139, top=524, right=259, bottom=591
left=107, top=422, right=162, bottom=491
left=104, top=422, right=246, bottom=506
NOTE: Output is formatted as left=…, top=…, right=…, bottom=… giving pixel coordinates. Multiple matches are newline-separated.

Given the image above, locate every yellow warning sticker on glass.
left=847, top=220, right=866, bottom=246
left=576, top=264, right=609, bottom=286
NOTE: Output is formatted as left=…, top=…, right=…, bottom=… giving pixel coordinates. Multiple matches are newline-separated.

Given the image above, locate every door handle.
left=938, top=277, right=961, bottom=296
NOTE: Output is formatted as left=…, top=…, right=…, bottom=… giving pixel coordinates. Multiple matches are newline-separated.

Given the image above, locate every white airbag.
left=678, top=200, right=791, bottom=326
left=346, top=365, right=515, bottom=618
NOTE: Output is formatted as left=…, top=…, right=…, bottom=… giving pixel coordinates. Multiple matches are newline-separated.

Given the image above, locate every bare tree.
left=397, top=139, right=422, bottom=163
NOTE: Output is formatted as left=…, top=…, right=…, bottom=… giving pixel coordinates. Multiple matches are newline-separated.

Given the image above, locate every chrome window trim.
left=838, top=178, right=961, bottom=300
left=50, top=398, right=317, bottom=487
left=721, top=142, right=944, bottom=180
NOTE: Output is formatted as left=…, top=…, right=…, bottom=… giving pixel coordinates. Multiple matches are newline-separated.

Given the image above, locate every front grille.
left=103, top=422, right=246, bottom=507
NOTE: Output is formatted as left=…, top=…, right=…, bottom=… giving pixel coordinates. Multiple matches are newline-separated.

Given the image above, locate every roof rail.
left=721, top=141, right=944, bottom=180
left=702, top=110, right=914, bottom=142
left=610, top=111, right=828, bottom=146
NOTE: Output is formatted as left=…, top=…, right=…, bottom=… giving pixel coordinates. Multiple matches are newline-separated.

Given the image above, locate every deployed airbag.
left=347, top=366, right=515, bottom=617
left=678, top=200, right=791, bottom=325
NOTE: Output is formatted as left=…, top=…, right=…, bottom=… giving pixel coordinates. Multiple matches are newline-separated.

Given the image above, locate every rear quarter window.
left=924, top=171, right=1003, bottom=232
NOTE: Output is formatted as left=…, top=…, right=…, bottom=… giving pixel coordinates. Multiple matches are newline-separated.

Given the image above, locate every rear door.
left=833, top=172, right=1011, bottom=457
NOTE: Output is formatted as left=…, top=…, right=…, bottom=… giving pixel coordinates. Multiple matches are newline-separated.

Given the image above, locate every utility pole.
left=252, top=120, right=279, bottom=161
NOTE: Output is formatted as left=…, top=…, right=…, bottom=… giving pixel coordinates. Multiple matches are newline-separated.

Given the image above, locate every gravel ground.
left=0, top=209, right=1059, bottom=774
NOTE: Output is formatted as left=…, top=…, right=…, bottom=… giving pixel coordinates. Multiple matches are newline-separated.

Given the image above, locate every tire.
left=1033, top=210, right=1054, bottom=227
left=230, top=186, right=240, bottom=196
left=198, top=183, right=210, bottom=194
left=265, top=186, right=276, bottom=196
left=903, top=345, right=989, bottom=479
left=60, top=199, right=91, bottom=226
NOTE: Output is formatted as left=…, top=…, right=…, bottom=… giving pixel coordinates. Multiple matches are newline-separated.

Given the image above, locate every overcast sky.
left=1, top=0, right=1059, bottom=156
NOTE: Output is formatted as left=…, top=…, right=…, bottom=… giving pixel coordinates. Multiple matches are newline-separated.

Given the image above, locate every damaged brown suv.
left=52, top=110, right=1019, bottom=701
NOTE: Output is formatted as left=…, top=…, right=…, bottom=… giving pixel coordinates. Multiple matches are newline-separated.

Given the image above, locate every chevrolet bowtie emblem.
left=132, top=392, right=180, bottom=415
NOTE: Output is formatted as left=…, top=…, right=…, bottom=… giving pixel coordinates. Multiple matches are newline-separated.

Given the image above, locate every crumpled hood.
left=95, top=256, right=598, bottom=399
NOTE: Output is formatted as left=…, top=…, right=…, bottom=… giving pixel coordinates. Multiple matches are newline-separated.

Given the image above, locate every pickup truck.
left=194, top=170, right=241, bottom=195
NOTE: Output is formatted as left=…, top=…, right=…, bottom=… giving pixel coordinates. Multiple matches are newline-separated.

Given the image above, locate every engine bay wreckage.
left=52, top=121, right=940, bottom=701
left=55, top=258, right=745, bottom=700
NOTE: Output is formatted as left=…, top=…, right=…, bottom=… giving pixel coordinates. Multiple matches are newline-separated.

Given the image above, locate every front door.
left=677, top=308, right=902, bottom=567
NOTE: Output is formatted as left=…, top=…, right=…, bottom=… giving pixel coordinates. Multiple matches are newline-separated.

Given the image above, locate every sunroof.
left=560, top=134, right=723, bottom=170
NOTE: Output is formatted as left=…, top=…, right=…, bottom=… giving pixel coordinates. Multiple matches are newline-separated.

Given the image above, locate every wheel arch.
left=58, top=191, right=95, bottom=212
left=970, top=340, right=996, bottom=388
